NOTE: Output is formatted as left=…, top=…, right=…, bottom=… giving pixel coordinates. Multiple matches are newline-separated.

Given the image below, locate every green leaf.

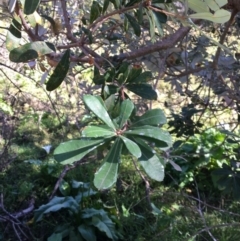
left=133, top=137, right=164, bottom=181
left=132, top=109, right=167, bottom=127
left=94, top=138, right=122, bottom=190
left=59, top=180, right=70, bottom=196
left=205, top=0, right=220, bottom=11
left=47, top=233, right=62, bottom=241
left=104, top=94, right=116, bottom=111
left=83, top=95, right=116, bottom=130
left=215, top=0, right=228, bottom=8
left=46, top=49, right=70, bottom=91
left=188, top=0, right=209, bottom=13
left=41, top=14, right=58, bottom=34
left=91, top=215, right=118, bottom=240
left=125, top=125, right=172, bottom=148
left=125, top=0, right=141, bottom=7
left=126, top=66, right=142, bottom=83
left=24, top=0, right=40, bottom=15
left=130, top=71, right=152, bottom=83
left=125, top=13, right=141, bottom=37
left=119, top=99, right=134, bottom=128
left=34, top=196, right=79, bottom=222
left=151, top=10, right=165, bottom=36
left=189, top=9, right=231, bottom=24
left=90, top=1, right=102, bottom=24
left=54, top=138, right=106, bottom=165
left=81, top=208, right=118, bottom=240
left=9, top=41, right=55, bottom=62
left=137, top=4, right=143, bottom=24
left=78, top=225, right=96, bottom=241
left=145, top=8, right=156, bottom=41
left=126, top=83, right=158, bottom=100
left=140, top=154, right=165, bottom=181
left=6, top=17, right=21, bottom=51
left=120, top=136, right=141, bottom=158
left=151, top=202, right=162, bottom=215
left=109, top=0, right=121, bottom=9
left=152, top=9, right=167, bottom=24
left=82, top=27, right=93, bottom=44
left=116, top=62, right=130, bottom=84
left=103, top=0, right=110, bottom=13
left=93, top=66, right=105, bottom=85
left=82, top=125, right=116, bottom=138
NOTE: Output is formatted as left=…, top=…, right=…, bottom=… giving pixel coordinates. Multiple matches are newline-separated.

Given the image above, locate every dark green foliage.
left=24, top=0, right=41, bottom=15
left=9, top=41, right=56, bottom=62
left=165, top=129, right=240, bottom=199
left=168, top=104, right=204, bottom=137
left=46, top=49, right=70, bottom=91
left=54, top=95, right=171, bottom=189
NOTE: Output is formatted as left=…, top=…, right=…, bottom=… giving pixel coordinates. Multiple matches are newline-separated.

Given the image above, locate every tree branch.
left=212, top=9, right=238, bottom=69
left=117, top=25, right=191, bottom=61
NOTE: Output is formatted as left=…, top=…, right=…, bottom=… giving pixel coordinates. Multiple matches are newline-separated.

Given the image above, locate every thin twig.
left=131, top=157, right=152, bottom=210
left=212, top=9, right=238, bottom=69
left=194, top=179, right=217, bottom=241
left=49, top=158, right=89, bottom=200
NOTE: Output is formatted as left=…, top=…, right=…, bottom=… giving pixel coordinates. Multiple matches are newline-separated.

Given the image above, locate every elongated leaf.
left=47, top=233, right=62, bottom=241
left=90, top=1, right=102, bottom=23
left=91, top=216, right=118, bottom=240
left=125, top=0, right=142, bottom=7
left=41, top=14, right=59, bottom=34
left=188, top=0, right=209, bottom=13
left=82, top=125, right=116, bottom=138
left=215, top=0, right=227, bottom=8
left=54, top=138, right=106, bottom=165
left=169, top=159, right=182, bottom=171
left=24, top=0, right=40, bottom=15
left=6, top=18, right=21, bottom=51
left=132, top=109, right=167, bottom=127
left=126, top=83, right=158, bottom=100
left=152, top=9, right=167, bottom=24
left=120, top=136, right=141, bottom=158
left=117, top=62, right=130, bottom=84
left=78, top=225, right=96, bottom=241
left=94, top=138, right=122, bottom=190
left=126, top=66, right=142, bottom=83
left=145, top=8, right=156, bottom=41
left=137, top=4, right=143, bottom=24
left=119, top=99, right=134, bottom=128
left=151, top=10, right=164, bottom=36
left=205, top=0, right=220, bottom=11
left=125, top=13, right=141, bottom=37
left=189, top=9, right=230, bottom=24
left=9, top=41, right=55, bottom=62
left=34, top=196, right=79, bottom=222
left=133, top=137, right=164, bottom=181
left=83, top=95, right=116, bottom=130
left=125, top=125, right=172, bottom=148
left=131, top=71, right=152, bottom=83
left=46, top=49, right=70, bottom=91
left=140, top=155, right=165, bottom=181
left=93, top=66, right=105, bottom=85
left=103, top=0, right=110, bottom=13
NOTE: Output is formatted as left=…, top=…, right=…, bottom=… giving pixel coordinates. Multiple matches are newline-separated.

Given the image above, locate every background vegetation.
left=0, top=0, right=240, bottom=240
